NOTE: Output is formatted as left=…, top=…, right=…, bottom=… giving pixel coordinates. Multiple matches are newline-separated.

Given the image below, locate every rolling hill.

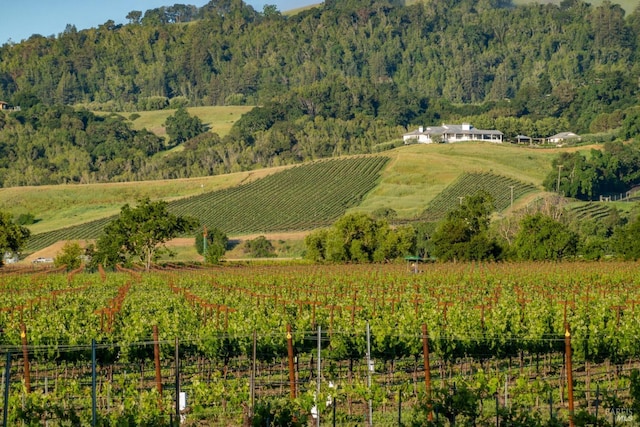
left=5, top=141, right=604, bottom=255
left=24, top=156, right=389, bottom=251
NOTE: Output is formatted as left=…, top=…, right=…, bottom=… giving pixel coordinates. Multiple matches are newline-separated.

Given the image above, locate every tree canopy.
left=512, top=213, right=579, bottom=261
left=0, top=211, right=30, bottom=265
left=164, top=107, right=206, bottom=147
left=243, top=235, right=276, bottom=258
left=1, top=0, right=640, bottom=186
left=93, top=198, right=198, bottom=271
left=195, top=226, right=229, bottom=264
left=304, top=212, right=414, bottom=263
left=431, top=192, right=502, bottom=261
left=54, top=241, right=83, bottom=271
left=543, top=141, right=640, bottom=200
left=611, top=214, right=640, bottom=260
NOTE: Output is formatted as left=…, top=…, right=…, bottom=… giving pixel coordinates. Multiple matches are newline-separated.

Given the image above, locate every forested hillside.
left=0, top=0, right=639, bottom=186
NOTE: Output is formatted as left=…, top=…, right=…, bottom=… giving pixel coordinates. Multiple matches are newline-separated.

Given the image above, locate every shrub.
left=137, top=96, right=169, bottom=111
left=195, top=227, right=229, bottom=264
left=16, top=213, right=36, bottom=225
left=54, top=242, right=83, bottom=271
left=169, top=96, right=189, bottom=109
left=243, top=236, right=276, bottom=258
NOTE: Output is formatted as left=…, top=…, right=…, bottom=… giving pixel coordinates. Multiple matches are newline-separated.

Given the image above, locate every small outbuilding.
left=514, top=135, right=532, bottom=144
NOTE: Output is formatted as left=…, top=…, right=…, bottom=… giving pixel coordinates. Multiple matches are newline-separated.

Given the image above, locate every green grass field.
left=283, top=3, right=321, bottom=15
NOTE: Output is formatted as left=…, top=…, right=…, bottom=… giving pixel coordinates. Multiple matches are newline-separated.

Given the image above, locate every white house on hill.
left=403, top=123, right=503, bottom=144
left=547, top=132, right=580, bottom=144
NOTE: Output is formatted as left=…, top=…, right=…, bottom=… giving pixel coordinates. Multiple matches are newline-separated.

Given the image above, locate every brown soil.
left=23, top=240, right=93, bottom=263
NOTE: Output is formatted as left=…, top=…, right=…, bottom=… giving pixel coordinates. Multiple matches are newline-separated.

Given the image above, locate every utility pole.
left=366, top=322, right=373, bottom=427
left=556, top=165, right=564, bottom=194
left=566, top=324, right=575, bottom=427
left=202, top=225, right=208, bottom=258
left=509, top=185, right=514, bottom=209
left=316, top=325, right=321, bottom=427
left=458, top=196, right=464, bottom=206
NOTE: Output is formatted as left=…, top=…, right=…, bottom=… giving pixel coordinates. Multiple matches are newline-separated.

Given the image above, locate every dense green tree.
left=195, top=226, right=229, bottom=264
left=92, top=231, right=126, bottom=269
left=329, top=213, right=381, bottom=262
left=513, top=213, right=579, bottom=261
left=243, top=235, right=276, bottom=258
left=431, top=192, right=502, bottom=261
left=412, top=222, right=435, bottom=259
left=621, top=107, right=640, bottom=140
left=0, top=0, right=636, bottom=124
left=0, top=211, right=30, bottom=265
left=543, top=142, right=640, bottom=200
left=54, top=241, right=83, bottom=271
left=164, top=107, right=206, bottom=147
left=1, top=0, right=640, bottom=185
left=94, top=198, right=198, bottom=271
left=304, top=229, right=329, bottom=262
left=305, top=212, right=414, bottom=263
left=126, top=11, right=142, bottom=24
left=569, top=206, right=625, bottom=259
left=611, top=214, right=640, bottom=260
left=373, top=224, right=415, bottom=262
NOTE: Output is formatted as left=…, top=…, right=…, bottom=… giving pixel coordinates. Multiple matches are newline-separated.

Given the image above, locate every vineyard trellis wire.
left=2, top=262, right=640, bottom=425
left=25, top=156, right=389, bottom=252
left=422, top=172, right=537, bottom=221
left=1, top=330, right=639, bottom=426
left=568, top=202, right=616, bottom=221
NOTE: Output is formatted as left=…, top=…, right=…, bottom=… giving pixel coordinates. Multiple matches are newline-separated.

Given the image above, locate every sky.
left=0, top=0, right=318, bottom=45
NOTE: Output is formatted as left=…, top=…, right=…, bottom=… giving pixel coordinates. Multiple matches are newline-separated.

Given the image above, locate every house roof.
left=548, top=132, right=579, bottom=139
left=405, top=124, right=503, bottom=137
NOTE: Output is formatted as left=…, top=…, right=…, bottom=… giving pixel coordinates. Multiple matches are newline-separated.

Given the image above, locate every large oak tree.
left=94, top=198, right=198, bottom=271
left=0, top=211, right=30, bottom=265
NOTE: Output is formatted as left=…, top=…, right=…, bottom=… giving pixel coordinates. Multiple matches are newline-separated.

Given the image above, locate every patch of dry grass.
left=117, top=105, right=254, bottom=139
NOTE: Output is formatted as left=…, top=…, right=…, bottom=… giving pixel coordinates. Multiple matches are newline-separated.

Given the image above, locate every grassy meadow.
left=101, top=105, right=254, bottom=140
left=132, top=105, right=253, bottom=138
